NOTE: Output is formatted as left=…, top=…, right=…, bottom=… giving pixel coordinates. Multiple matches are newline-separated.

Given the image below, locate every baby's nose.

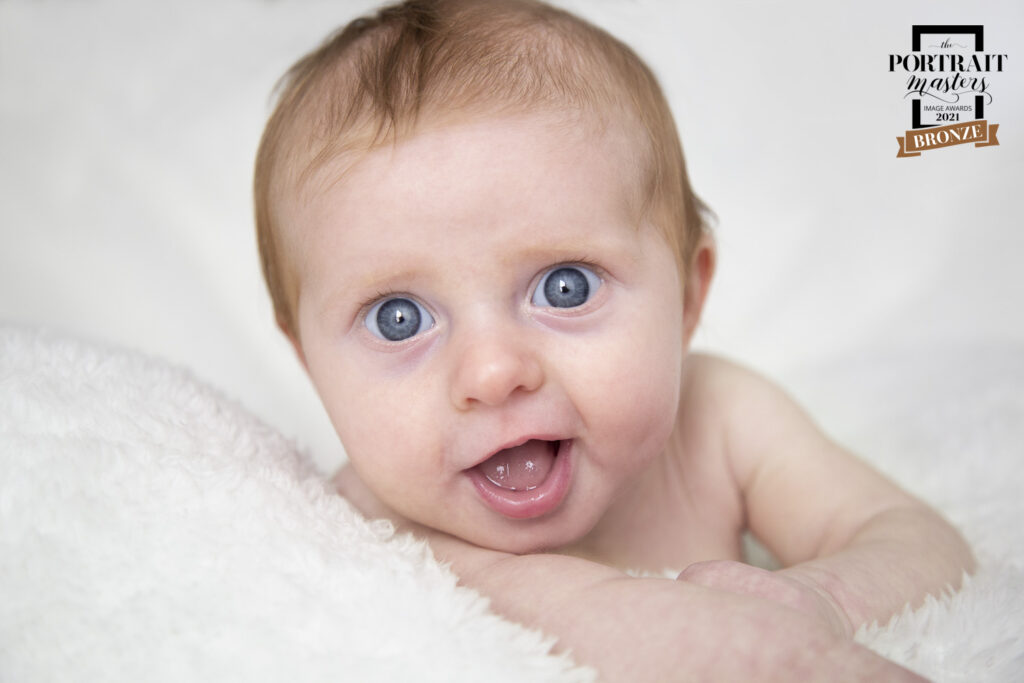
left=449, top=328, right=543, bottom=410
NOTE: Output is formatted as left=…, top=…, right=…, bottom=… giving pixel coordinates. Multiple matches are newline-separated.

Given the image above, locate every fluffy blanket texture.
left=1, top=326, right=1022, bottom=682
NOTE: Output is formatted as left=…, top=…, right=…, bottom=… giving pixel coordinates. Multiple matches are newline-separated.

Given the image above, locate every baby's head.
left=255, top=0, right=715, bottom=553
left=256, top=0, right=710, bottom=339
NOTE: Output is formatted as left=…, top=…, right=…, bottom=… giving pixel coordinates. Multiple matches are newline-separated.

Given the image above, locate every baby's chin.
left=435, top=507, right=605, bottom=557
left=458, top=531, right=573, bottom=556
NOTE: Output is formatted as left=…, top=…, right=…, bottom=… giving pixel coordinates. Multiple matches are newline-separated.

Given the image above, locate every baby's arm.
left=695, top=356, right=974, bottom=629
left=426, top=530, right=923, bottom=682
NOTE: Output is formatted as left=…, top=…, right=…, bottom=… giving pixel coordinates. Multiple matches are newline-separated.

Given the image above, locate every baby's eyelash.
left=357, top=289, right=401, bottom=313
left=552, top=255, right=605, bottom=276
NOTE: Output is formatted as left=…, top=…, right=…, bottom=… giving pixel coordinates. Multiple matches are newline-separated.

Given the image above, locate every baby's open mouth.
left=477, top=439, right=560, bottom=491
left=467, top=439, right=573, bottom=519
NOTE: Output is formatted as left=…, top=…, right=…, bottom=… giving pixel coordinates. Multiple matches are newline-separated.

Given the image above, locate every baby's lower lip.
left=465, top=440, right=573, bottom=520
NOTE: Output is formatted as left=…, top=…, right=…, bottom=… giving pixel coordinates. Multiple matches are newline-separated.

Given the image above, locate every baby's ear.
left=682, top=233, right=716, bottom=345
left=277, top=316, right=308, bottom=370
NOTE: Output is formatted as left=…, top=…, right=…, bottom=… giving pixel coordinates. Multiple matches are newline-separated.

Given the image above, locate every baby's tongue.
left=479, top=440, right=556, bottom=491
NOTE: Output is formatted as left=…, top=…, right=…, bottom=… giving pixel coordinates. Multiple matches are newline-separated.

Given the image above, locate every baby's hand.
left=677, top=560, right=853, bottom=639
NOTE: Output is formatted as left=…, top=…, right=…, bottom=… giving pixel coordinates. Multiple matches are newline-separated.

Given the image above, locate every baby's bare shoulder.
left=678, top=352, right=812, bottom=459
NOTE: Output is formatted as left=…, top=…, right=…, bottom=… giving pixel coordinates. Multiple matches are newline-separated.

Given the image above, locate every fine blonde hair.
left=254, top=0, right=709, bottom=337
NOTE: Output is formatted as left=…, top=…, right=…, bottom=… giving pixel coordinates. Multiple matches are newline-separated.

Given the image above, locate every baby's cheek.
left=341, top=396, right=433, bottom=463
left=317, top=362, right=438, bottom=479
left=584, top=332, right=682, bottom=451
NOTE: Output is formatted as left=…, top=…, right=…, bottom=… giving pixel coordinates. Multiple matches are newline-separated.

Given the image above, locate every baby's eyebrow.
left=314, top=264, right=425, bottom=316
left=500, top=231, right=642, bottom=267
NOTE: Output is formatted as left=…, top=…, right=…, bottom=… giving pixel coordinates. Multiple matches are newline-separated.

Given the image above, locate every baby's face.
left=285, top=111, right=687, bottom=554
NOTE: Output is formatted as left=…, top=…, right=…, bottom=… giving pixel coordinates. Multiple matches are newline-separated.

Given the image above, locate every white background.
left=2, top=0, right=1022, bottom=471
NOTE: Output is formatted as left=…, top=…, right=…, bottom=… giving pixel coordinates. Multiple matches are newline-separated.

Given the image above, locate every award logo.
left=889, top=25, right=1006, bottom=157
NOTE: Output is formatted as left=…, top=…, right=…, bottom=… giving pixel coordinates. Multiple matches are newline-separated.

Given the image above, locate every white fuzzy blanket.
left=2, top=326, right=1022, bottom=682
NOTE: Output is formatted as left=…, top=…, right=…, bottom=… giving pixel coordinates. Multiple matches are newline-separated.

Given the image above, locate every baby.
left=254, top=1, right=973, bottom=679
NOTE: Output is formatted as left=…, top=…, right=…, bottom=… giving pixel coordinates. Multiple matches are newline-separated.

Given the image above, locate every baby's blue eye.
left=366, top=297, right=434, bottom=342
left=531, top=265, right=601, bottom=309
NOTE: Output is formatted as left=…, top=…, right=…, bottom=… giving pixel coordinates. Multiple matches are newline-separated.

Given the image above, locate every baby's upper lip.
left=464, top=433, right=569, bottom=471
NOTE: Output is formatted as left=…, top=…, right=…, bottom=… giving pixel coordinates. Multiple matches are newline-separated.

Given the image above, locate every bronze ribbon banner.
left=897, top=119, right=1000, bottom=158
